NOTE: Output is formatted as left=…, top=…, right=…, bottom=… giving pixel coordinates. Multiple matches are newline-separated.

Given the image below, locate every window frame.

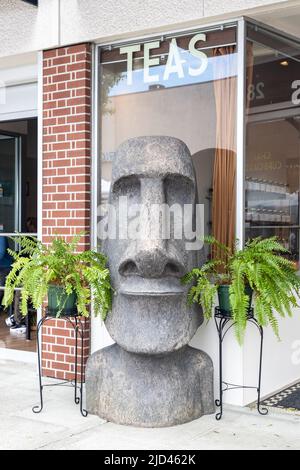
left=92, top=18, right=241, bottom=253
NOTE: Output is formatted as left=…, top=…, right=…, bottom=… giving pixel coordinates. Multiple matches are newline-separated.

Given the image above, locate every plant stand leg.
left=74, top=317, right=79, bottom=405
left=32, top=316, right=47, bottom=414
left=25, top=311, right=31, bottom=341
left=79, top=318, right=88, bottom=417
left=215, top=317, right=225, bottom=420
left=257, top=323, right=268, bottom=416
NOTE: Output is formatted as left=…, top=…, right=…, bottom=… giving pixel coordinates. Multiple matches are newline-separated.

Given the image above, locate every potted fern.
left=2, top=234, right=112, bottom=319
left=182, top=236, right=300, bottom=344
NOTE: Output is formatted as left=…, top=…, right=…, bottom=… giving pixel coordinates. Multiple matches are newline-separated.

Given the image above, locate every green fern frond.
left=182, top=235, right=300, bottom=344
left=2, top=234, right=112, bottom=320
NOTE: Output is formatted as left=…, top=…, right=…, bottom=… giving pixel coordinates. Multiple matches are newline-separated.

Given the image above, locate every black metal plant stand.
left=214, top=307, right=268, bottom=420
left=32, top=311, right=88, bottom=417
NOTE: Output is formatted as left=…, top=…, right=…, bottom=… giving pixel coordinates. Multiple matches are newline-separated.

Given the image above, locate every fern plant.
left=2, top=233, right=112, bottom=319
left=182, top=236, right=300, bottom=344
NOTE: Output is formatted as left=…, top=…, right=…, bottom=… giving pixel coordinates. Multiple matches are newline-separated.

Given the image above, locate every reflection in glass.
left=0, top=136, right=17, bottom=234
left=245, top=24, right=300, bottom=265
left=98, top=28, right=238, bottom=260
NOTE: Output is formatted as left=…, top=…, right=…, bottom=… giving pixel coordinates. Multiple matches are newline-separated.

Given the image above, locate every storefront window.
left=98, top=26, right=238, bottom=257
left=0, top=118, right=37, bottom=235
left=245, top=24, right=300, bottom=264
left=0, top=118, right=37, bottom=353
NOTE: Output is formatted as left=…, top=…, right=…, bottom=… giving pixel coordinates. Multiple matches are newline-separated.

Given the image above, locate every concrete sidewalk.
left=0, top=359, right=299, bottom=450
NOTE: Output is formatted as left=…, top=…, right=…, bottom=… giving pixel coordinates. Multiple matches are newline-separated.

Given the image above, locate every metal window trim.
left=101, top=42, right=238, bottom=66
left=0, top=110, right=37, bottom=122
left=100, top=25, right=238, bottom=52
left=91, top=43, right=99, bottom=253
left=236, top=18, right=247, bottom=250
left=15, top=136, right=22, bottom=233
left=35, top=49, right=43, bottom=351
left=95, top=17, right=240, bottom=50
left=244, top=15, right=300, bottom=48
left=37, top=51, right=43, bottom=243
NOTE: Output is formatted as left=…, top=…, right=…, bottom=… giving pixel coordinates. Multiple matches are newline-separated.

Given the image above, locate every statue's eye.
left=164, top=175, right=195, bottom=205
left=112, top=176, right=141, bottom=199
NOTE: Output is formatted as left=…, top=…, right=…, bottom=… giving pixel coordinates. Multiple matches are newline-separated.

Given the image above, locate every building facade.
left=0, top=0, right=300, bottom=408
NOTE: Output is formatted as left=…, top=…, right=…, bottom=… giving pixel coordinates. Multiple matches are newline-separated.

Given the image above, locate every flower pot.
left=217, top=284, right=253, bottom=318
left=47, top=285, right=77, bottom=317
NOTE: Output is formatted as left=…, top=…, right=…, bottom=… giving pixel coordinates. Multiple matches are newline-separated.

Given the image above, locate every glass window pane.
left=245, top=24, right=300, bottom=265
left=98, top=26, right=238, bottom=258
left=0, top=136, right=17, bottom=234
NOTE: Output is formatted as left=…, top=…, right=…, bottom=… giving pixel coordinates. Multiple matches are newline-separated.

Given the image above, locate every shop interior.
left=0, top=118, right=37, bottom=352
left=246, top=27, right=300, bottom=267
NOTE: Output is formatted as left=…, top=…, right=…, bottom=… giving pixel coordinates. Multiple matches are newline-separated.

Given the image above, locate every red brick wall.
left=42, top=318, right=90, bottom=381
left=42, top=43, right=92, bottom=381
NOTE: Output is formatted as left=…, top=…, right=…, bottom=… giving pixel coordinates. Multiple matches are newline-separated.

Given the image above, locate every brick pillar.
left=42, top=43, right=92, bottom=380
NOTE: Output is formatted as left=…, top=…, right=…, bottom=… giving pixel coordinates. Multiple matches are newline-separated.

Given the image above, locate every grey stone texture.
left=86, top=136, right=214, bottom=426
left=104, top=136, right=202, bottom=354
left=86, top=344, right=214, bottom=427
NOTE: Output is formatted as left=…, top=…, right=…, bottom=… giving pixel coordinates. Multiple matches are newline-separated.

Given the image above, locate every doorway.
left=0, top=118, right=37, bottom=353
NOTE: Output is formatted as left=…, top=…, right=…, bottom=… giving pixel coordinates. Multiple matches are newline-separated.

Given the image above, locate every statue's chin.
left=105, top=292, right=202, bottom=354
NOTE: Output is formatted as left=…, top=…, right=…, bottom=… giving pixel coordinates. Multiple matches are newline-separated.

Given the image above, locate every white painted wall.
left=0, top=0, right=295, bottom=60
left=243, top=310, right=300, bottom=404
left=0, top=0, right=59, bottom=59
left=0, top=53, right=38, bottom=120
left=91, top=316, right=113, bottom=353
left=59, top=0, right=289, bottom=46
left=190, top=310, right=245, bottom=405
left=191, top=304, right=300, bottom=407
left=92, top=297, right=300, bottom=407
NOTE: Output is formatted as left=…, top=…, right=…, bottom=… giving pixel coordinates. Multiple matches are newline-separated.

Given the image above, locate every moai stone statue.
left=86, top=136, right=214, bottom=427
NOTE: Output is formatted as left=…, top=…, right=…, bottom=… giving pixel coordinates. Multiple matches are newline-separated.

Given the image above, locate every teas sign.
left=120, top=34, right=208, bottom=86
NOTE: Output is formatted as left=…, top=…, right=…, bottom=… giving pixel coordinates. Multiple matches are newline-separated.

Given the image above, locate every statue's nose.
left=133, top=247, right=184, bottom=278
left=119, top=246, right=185, bottom=279
left=119, top=177, right=185, bottom=278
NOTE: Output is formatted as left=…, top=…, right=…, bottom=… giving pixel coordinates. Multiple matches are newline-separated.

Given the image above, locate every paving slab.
left=0, top=359, right=300, bottom=450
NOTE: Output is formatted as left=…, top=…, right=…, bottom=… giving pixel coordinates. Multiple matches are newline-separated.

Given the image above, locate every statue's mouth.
left=119, top=276, right=185, bottom=297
